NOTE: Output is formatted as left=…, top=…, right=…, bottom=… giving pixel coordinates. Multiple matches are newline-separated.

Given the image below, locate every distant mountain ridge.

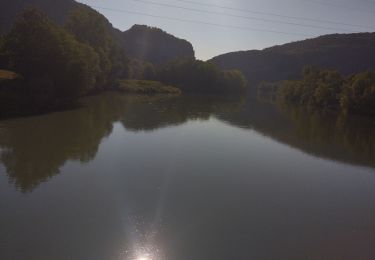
left=120, top=25, right=195, bottom=64
left=210, top=33, right=375, bottom=85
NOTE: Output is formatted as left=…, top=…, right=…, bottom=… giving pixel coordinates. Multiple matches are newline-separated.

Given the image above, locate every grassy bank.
left=117, top=80, right=181, bottom=95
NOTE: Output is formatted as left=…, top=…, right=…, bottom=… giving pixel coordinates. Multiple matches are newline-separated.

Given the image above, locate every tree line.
left=127, top=58, right=247, bottom=94
left=258, top=66, right=375, bottom=115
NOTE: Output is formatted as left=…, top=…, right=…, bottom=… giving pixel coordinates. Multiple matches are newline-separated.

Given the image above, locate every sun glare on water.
left=138, top=256, right=150, bottom=260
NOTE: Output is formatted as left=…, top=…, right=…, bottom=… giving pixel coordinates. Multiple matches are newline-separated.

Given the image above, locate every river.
left=1, top=93, right=375, bottom=260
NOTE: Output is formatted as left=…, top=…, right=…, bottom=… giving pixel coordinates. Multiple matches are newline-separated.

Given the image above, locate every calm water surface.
left=1, top=93, right=375, bottom=260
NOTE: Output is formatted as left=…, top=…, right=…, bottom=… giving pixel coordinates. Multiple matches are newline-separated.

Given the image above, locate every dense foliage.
left=127, top=59, right=156, bottom=80
left=157, top=59, right=247, bottom=94
left=278, top=67, right=344, bottom=109
left=126, top=58, right=247, bottom=94
left=263, top=67, right=375, bottom=115
left=121, top=25, right=195, bottom=65
left=341, top=71, right=375, bottom=115
left=117, top=80, right=181, bottom=95
left=65, top=6, right=128, bottom=88
left=1, top=8, right=100, bottom=115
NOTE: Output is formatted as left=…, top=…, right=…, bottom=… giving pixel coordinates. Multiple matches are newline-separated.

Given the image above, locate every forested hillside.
left=211, top=33, right=375, bottom=85
left=1, top=1, right=195, bottom=66
left=1, top=0, right=78, bottom=32
left=121, top=25, right=195, bottom=64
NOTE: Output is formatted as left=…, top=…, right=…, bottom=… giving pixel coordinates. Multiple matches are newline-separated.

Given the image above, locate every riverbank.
left=0, top=77, right=183, bottom=120
left=117, top=80, right=181, bottom=95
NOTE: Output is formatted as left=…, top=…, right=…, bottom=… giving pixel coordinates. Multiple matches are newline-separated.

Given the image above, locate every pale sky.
left=77, top=0, right=375, bottom=60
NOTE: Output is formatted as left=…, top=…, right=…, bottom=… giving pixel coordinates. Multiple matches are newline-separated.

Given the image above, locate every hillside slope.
left=1, top=0, right=79, bottom=32
left=120, top=25, right=195, bottom=65
left=210, top=33, right=375, bottom=85
left=1, top=1, right=195, bottom=66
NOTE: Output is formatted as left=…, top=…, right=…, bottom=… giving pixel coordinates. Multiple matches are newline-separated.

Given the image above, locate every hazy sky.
left=77, top=0, right=375, bottom=60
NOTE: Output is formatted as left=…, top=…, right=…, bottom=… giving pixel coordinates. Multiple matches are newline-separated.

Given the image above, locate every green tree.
left=277, top=66, right=344, bottom=109
left=312, top=69, right=343, bottom=108
left=221, top=69, right=247, bottom=93
left=65, top=6, right=128, bottom=88
left=340, top=71, right=375, bottom=115
left=157, top=59, right=247, bottom=94
left=4, top=8, right=100, bottom=109
left=272, top=66, right=375, bottom=115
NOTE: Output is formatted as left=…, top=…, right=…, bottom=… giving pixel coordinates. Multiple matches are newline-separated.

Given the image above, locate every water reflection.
left=120, top=229, right=163, bottom=260
left=278, top=103, right=375, bottom=167
left=1, top=93, right=375, bottom=259
left=0, top=96, right=117, bottom=192
left=119, top=95, right=244, bottom=132
left=0, top=93, right=244, bottom=192
left=218, top=99, right=375, bottom=169
left=1, top=93, right=375, bottom=193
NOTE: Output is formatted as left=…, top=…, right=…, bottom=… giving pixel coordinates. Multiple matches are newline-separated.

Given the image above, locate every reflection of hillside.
left=120, top=95, right=244, bottom=132
left=218, top=100, right=375, bottom=169
left=2, top=92, right=373, bottom=193
left=0, top=93, right=245, bottom=192
left=0, top=94, right=123, bottom=192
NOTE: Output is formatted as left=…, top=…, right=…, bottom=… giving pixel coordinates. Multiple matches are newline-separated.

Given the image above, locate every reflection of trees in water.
left=4, top=90, right=374, bottom=192
left=218, top=99, right=375, bottom=169
left=1, top=92, right=373, bottom=192
left=120, top=95, right=244, bottom=132
left=0, top=93, right=244, bottom=192
left=0, top=94, right=121, bottom=192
